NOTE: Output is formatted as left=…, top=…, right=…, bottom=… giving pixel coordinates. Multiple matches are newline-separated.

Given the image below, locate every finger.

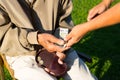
left=47, top=35, right=64, bottom=46
left=56, top=52, right=65, bottom=65
left=55, top=42, right=71, bottom=52
left=64, top=32, right=72, bottom=42
left=55, top=44, right=66, bottom=52
left=45, top=68, right=55, bottom=76
left=87, top=9, right=98, bottom=21
left=98, top=8, right=105, bottom=14
left=58, top=59, right=63, bottom=64
left=46, top=42, right=66, bottom=52
left=41, top=38, right=65, bottom=52
left=66, top=38, right=75, bottom=47
left=44, top=68, right=50, bottom=72
left=56, top=52, right=66, bottom=60
left=50, top=72, right=55, bottom=76
left=64, top=46, right=71, bottom=50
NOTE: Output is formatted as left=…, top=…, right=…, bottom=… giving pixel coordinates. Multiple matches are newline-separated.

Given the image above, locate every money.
left=59, top=28, right=69, bottom=48
left=59, top=28, right=69, bottom=40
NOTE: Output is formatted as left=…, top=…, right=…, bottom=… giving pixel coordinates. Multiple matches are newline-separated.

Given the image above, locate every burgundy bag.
left=35, top=48, right=68, bottom=77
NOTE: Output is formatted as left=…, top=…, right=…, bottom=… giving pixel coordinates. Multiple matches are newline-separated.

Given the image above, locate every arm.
left=0, top=1, right=38, bottom=53
left=87, top=2, right=120, bottom=31
left=58, top=0, right=73, bottom=29
left=0, top=1, right=62, bottom=57
left=0, top=5, right=11, bottom=42
left=87, top=0, right=114, bottom=21
left=65, top=3, right=120, bottom=47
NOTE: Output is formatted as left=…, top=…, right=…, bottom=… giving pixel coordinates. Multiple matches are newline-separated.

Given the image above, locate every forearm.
left=87, top=3, right=120, bottom=32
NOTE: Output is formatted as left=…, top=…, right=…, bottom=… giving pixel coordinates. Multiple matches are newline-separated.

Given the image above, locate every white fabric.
left=6, top=56, right=57, bottom=80
left=6, top=50, right=97, bottom=80
left=63, top=50, right=97, bottom=80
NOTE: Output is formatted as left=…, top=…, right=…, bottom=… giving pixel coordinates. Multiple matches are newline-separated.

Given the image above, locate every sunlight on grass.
left=4, top=67, right=12, bottom=80
left=72, top=1, right=120, bottom=79
left=80, top=32, right=94, bottom=44
left=87, top=56, right=100, bottom=74
left=100, top=60, right=111, bottom=78
left=86, top=56, right=112, bottom=79
left=59, top=78, right=64, bottom=80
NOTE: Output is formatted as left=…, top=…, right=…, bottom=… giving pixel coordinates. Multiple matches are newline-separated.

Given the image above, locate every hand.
left=56, top=52, right=66, bottom=64
left=87, top=1, right=110, bottom=21
left=65, top=23, right=89, bottom=47
left=37, top=33, right=67, bottom=52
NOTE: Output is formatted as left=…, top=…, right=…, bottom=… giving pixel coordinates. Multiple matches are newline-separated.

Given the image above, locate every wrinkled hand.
left=65, top=23, right=89, bottom=47
left=37, top=33, right=67, bottom=52
left=87, top=1, right=110, bottom=21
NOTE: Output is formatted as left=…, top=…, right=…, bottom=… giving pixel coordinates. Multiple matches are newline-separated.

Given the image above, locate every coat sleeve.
left=58, top=0, right=74, bottom=29
left=0, top=7, right=10, bottom=26
left=0, top=1, right=39, bottom=54
left=0, top=5, right=11, bottom=40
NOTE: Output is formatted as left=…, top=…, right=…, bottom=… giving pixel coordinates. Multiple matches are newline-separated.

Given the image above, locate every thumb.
left=66, top=38, right=75, bottom=47
left=48, top=35, right=64, bottom=45
left=87, top=9, right=99, bottom=21
left=64, top=33, right=72, bottom=42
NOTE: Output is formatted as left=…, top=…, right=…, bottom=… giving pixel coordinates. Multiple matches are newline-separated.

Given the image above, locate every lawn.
left=72, top=0, right=120, bottom=80
left=2, top=0, right=120, bottom=80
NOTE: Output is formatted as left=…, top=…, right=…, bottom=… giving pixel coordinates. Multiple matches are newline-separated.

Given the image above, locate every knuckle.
left=47, top=46, right=54, bottom=52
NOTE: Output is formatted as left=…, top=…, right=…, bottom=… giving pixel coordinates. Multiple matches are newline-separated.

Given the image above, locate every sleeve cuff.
left=27, top=31, right=39, bottom=44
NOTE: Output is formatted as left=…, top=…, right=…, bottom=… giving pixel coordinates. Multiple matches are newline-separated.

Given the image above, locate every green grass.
left=3, top=0, right=120, bottom=80
left=72, top=0, right=120, bottom=80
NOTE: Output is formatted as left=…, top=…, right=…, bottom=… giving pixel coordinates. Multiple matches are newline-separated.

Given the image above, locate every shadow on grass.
left=74, top=24, right=120, bottom=80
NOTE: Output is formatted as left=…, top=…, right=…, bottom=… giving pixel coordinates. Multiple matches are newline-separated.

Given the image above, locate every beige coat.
left=0, top=0, right=73, bottom=56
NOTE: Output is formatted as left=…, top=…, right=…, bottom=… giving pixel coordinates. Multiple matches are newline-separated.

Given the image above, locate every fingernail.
left=59, top=40, right=64, bottom=45
left=64, top=37, right=67, bottom=41
left=63, top=44, right=67, bottom=48
left=58, top=59, right=63, bottom=64
left=50, top=72, right=55, bottom=75
left=45, top=68, right=50, bottom=72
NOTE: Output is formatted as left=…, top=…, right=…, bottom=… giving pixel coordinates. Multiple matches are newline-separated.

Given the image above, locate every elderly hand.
left=37, top=33, right=68, bottom=52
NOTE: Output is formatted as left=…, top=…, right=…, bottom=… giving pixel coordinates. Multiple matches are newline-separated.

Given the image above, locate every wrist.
left=86, top=20, right=97, bottom=32
left=80, top=22, right=91, bottom=34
